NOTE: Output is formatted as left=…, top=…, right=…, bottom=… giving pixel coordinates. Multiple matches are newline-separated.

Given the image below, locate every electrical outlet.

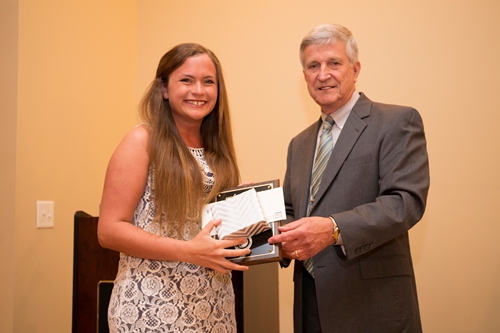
left=37, top=201, right=54, bottom=228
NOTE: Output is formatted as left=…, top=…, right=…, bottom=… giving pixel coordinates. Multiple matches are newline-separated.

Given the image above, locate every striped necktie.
left=304, top=115, right=335, bottom=277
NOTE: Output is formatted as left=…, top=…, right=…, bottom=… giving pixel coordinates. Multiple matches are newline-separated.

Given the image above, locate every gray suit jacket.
left=284, top=93, right=429, bottom=333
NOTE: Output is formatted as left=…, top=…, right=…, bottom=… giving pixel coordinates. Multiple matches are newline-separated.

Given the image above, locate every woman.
left=98, top=43, right=250, bottom=332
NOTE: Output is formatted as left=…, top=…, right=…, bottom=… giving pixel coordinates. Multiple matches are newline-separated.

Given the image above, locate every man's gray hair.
left=300, top=24, right=359, bottom=68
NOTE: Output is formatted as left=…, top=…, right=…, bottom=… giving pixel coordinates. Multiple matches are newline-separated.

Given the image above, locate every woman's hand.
left=184, top=219, right=251, bottom=274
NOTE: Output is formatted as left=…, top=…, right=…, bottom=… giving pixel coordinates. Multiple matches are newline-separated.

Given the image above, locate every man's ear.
left=353, top=62, right=361, bottom=80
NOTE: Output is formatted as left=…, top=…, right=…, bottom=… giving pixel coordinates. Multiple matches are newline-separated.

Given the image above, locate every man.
left=268, top=24, right=429, bottom=333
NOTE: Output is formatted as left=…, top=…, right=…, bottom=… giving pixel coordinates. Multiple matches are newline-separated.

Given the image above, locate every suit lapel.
left=310, top=94, right=372, bottom=212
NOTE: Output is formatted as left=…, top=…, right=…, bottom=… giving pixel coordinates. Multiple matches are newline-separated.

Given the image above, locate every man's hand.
left=268, top=217, right=336, bottom=260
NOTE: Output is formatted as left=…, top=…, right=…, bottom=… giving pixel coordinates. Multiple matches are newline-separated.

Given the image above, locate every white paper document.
left=202, top=187, right=286, bottom=240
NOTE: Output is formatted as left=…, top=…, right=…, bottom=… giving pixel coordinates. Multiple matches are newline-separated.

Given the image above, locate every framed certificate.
left=214, top=179, right=283, bottom=266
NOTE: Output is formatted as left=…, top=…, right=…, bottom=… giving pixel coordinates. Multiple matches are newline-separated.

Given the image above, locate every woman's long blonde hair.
left=139, top=43, right=240, bottom=235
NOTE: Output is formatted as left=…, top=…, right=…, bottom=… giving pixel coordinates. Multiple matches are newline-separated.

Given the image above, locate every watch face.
left=328, top=216, right=339, bottom=242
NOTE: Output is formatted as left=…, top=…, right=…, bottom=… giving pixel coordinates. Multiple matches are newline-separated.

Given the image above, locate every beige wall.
left=1, top=0, right=18, bottom=332
left=4, top=0, right=138, bottom=331
left=2, top=0, right=500, bottom=332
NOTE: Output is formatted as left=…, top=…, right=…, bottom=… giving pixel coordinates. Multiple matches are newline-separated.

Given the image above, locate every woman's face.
left=162, top=54, right=218, bottom=127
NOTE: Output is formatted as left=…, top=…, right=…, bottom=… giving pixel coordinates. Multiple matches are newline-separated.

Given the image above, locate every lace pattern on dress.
left=108, top=148, right=236, bottom=333
left=190, top=147, right=214, bottom=196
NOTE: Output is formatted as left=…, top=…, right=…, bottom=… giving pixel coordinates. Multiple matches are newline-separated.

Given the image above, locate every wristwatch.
left=328, top=215, right=340, bottom=244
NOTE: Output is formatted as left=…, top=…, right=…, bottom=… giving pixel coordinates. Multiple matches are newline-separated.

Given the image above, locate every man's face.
left=302, top=42, right=360, bottom=114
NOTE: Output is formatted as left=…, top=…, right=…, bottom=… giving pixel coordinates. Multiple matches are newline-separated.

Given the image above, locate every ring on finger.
left=294, top=250, right=299, bottom=258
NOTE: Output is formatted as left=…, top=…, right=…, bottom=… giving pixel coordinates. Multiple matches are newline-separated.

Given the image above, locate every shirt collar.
left=320, top=91, right=360, bottom=130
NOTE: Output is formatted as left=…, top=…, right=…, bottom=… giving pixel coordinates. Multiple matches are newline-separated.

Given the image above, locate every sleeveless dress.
left=108, top=148, right=237, bottom=333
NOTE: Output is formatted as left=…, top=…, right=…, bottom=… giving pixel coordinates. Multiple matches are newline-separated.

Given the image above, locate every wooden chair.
left=72, top=211, right=119, bottom=333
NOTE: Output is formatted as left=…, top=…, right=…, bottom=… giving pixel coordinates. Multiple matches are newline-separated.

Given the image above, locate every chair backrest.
left=72, top=211, right=119, bottom=333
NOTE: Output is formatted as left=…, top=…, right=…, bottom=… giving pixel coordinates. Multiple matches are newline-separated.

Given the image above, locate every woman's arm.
left=97, top=124, right=250, bottom=273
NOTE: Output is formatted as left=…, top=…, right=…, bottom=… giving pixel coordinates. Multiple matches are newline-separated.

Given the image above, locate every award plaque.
left=214, top=179, right=283, bottom=266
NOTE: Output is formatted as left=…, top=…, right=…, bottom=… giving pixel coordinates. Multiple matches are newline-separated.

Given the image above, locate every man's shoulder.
left=372, top=101, right=415, bottom=112
left=359, top=93, right=415, bottom=112
left=356, top=94, right=419, bottom=121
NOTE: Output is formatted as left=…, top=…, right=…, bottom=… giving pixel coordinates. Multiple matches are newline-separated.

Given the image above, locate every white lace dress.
left=108, top=148, right=237, bottom=333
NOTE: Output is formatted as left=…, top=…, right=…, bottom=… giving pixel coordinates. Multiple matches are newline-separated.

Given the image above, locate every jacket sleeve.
left=332, top=107, right=430, bottom=260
